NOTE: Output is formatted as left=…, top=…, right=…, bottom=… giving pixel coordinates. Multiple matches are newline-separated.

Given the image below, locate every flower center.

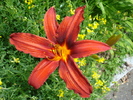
left=48, top=43, right=71, bottom=61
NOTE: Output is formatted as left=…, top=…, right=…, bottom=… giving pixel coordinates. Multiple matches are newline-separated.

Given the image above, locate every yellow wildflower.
left=11, top=57, right=20, bottom=63
left=28, top=5, right=34, bottom=9
left=74, top=58, right=79, bottom=62
left=23, top=17, right=28, bottom=21
left=95, top=15, right=99, bottom=20
left=87, top=29, right=94, bottom=33
left=25, top=0, right=33, bottom=5
left=92, top=22, right=99, bottom=29
left=91, top=55, right=105, bottom=63
left=42, top=19, right=44, bottom=22
left=88, top=24, right=93, bottom=27
left=74, top=58, right=86, bottom=68
left=66, top=0, right=75, bottom=15
left=101, top=18, right=107, bottom=24
left=25, top=0, right=34, bottom=9
left=79, top=58, right=86, bottom=66
left=95, top=80, right=104, bottom=86
left=88, top=15, right=92, bottom=21
left=57, top=89, right=64, bottom=97
left=86, top=27, right=94, bottom=33
left=96, top=57, right=105, bottom=63
left=117, top=11, right=121, bottom=14
left=94, top=85, right=100, bottom=89
left=116, top=25, right=123, bottom=29
left=88, top=22, right=99, bottom=29
left=25, top=0, right=27, bottom=3
left=0, top=36, right=2, bottom=38
left=77, top=34, right=85, bottom=40
left=70, top=8, right=75, bottom=15
left=0, top=80, right=2, bottom=85
left=92, top=72, right=100, bottom=79
left=102, top=85, right=110, bottom=93
left=56, top=14, right=60, bottom=20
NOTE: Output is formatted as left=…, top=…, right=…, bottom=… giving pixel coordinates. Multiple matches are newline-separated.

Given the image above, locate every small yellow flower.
left=23, top=17, right=28, bottom=21
left=74, top=58, right=86, bottom=68
left=25, top=0, right=33, bottom=5
left=79, top=58, right=86, bottom=66
left=56, top=14, right=60, bottom=20
left=92, top=22, right=99, bottom=29
left=86, top=27, right=94, bottom=33
left=92, top=72, right=100, bottom=79
left=25, top=0, right=34, bottom=9
left=88, top=22, right=99, bottom=29
left=11, top=57, right=20, bottom=63
left=101, top=18, right=107, bottom=24
left=88, top=15, right=92, bottom=21
left=96, top=57, right=105, bottom=63
left=0, top=36, right=2, bottom=38
left=42, top=19, right=44, bottom=22
left=74, top=58, right=79, bottom=62
left=95, top=16, right=99, bottom=20
left=103, top=20, right=107, bottom=24
left=94, top=85, right=100, bottom=89
left=0, top=80, right=2, bottom=85
left=66, top=0, right=75, bottom=15
left=57, top=89, right=64, bottom=97
left=88, top=24, right=93, bottom=27
left=25, top=0, right=28, bottom=3
left=87, top=29, right=94, bottom=33
left=102, top=85, right=110, bottom=93
left=117, top=11, right=121, bottom=14
left=70, top=8, right=75, bottom=15
left=116, top=25, right=123, bottom=29
left=95, top=80, right=104, bottom=86
left=28, top=5, right=34, bottom=9
left=28, top=6, right=31, bottom=9
left=77, top=34, right=85, bottom=40
left=27, top=2, right=31, bottom=5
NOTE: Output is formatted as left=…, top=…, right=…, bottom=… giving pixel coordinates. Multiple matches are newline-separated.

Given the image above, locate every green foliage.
left=0, top=0, right=133, bottom=100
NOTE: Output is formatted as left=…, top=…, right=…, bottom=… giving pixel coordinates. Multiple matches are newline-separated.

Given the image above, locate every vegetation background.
left=0, top=0, right=133, bottom=100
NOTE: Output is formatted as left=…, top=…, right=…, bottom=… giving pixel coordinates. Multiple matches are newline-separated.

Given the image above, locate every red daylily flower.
left=9, top=6, right=111, bottom=98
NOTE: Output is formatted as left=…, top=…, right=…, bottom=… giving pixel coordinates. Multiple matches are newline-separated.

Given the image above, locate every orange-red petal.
left=44, top=7, right=59, bottom=43
left=10, top=33, right=54, bottom=58
left=59, top=56, right=92, bottom=98
left=71, top=40, right=111, bottom=58
left=56, top=6, right=85, bottom=47
left=28, top=59, right=59, bottom=89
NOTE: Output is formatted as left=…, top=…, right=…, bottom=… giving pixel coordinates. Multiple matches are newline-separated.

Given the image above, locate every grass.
left=0, top=0, right=133, bottom=100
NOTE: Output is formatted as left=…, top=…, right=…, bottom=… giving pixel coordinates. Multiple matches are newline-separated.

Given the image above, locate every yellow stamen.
left=48, top=44, right=71, bottom=61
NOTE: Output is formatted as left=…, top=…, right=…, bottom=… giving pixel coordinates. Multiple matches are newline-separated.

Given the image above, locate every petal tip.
left=28, top=79, right=41, bottom=89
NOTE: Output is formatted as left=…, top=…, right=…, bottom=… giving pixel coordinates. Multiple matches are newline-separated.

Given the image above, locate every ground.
left=104, top=69, right=133, bottom=100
